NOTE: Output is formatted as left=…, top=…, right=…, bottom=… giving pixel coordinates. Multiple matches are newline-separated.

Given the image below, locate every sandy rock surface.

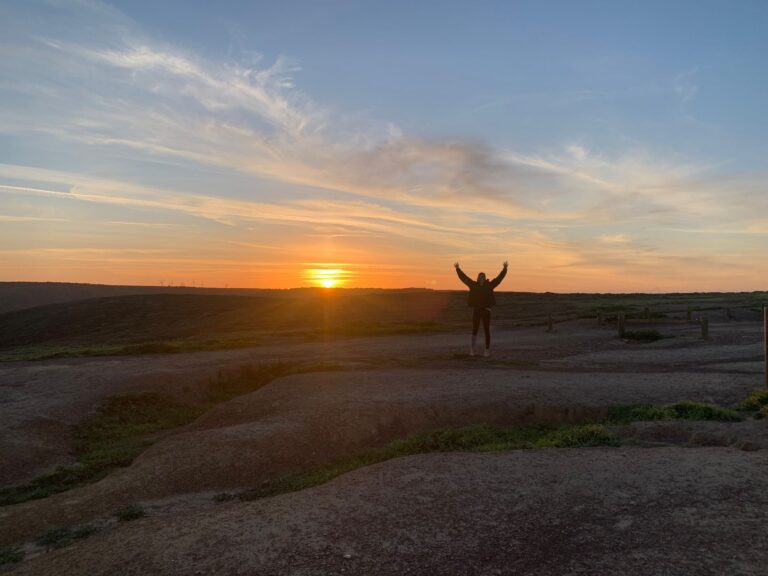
left=13, top=447, right=768, bottom=576
left=0, top=365, right=761, bottom=547
left=2, top=317, right=767, bottom=574
left=1, top=319, right=763, bottom=486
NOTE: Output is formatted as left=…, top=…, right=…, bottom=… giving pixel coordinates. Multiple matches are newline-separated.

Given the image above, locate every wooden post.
left=700, top=315, right=709, bottom=340
left=726, top=307, right=732, bottom=321
left=764, top=307, right=767, bottom=388
left=546, top=314, right=554, bottom=333
left=686, top=305, right=692, bottom=322
left=618, top=312, right=625, bottom=338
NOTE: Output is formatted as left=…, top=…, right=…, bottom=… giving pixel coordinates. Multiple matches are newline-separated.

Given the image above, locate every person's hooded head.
left=476, top=272, right=486, bottom=285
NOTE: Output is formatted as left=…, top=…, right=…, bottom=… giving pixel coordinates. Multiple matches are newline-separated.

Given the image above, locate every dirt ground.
left=1, top=317, right=767, bottom=574
left=0, top=318, right=762, bottom=485
left=11, top=448, right=768, bottom=576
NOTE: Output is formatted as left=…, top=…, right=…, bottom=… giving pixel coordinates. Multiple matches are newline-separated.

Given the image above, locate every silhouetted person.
left=454, top=261, right=508, bottom=357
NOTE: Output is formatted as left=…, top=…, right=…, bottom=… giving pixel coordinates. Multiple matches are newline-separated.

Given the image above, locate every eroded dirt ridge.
left=1, top=315, right=767, bottom=574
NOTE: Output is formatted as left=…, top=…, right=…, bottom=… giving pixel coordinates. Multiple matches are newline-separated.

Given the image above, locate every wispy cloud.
left=0, top=0, right=766, bottom=290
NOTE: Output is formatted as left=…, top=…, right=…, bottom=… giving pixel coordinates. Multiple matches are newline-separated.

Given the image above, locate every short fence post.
left=546, top=314, right=554, bottom=332
left=764, top=306, right=767, bottom=388
left=726, top=308, right=732, bottom=321
left=618, top=312, right=625, bottom=338
left=686, top=305, right=692, bottom=322
left=700, top=315, right=709, bottom=340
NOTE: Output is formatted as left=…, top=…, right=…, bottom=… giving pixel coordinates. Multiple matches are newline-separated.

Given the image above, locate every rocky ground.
left=1, top=316, right=766, bottom=574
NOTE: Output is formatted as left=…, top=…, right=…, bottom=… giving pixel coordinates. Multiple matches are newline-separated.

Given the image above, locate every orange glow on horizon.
left=305, top=268, right=349, bottom=288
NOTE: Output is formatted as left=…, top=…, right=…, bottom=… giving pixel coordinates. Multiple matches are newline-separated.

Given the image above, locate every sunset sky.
left=1, top=0, right=767, bottom=291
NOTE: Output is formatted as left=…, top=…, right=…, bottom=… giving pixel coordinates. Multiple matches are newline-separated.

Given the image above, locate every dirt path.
left=12, top=447, right=768, bottom=576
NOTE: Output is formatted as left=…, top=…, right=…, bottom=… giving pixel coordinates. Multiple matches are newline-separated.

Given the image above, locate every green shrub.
left=740, top=389, right=768, bottom=411
left=607, top=402, right=742, bottom=424
left=667, top=401, right=741, bottom=422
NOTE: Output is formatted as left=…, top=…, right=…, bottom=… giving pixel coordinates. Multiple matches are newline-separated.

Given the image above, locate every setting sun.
left=305, top=268, right=348, bottom=288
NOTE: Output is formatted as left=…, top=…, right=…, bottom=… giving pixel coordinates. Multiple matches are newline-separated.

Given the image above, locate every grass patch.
left=0, top=393, right=206, bottom=506
left=239, top=423, right=619, bottom=501
left=740, top=389, right=768, bottom=411
left=0, top=547, right=24, bottom=568
left=238, top=400, right=742, bottom=503
left=607, top=401, right=742, bottom=424
left=114, top=504, right=145, bottom=522
left=0, top=338, right=264, bottom=362
left=0, top=362, right=341, bottom=507
left=36, top=525, right=98, bottom=550
left=622, top=329, right=665, bottom=342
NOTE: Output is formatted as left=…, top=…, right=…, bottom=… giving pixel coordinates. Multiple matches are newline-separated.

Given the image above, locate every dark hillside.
left=0, top=290, right=764, bottom=359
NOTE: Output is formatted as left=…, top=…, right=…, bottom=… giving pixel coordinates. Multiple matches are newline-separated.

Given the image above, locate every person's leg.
left=482, top=308, right=491, bottom=354
left=471, top=307, right=481, bottom=355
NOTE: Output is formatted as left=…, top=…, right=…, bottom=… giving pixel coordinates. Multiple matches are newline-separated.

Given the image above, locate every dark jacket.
left=456, top=266, right=507, bottom=308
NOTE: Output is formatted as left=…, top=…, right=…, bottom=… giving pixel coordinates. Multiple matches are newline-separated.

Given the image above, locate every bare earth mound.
left=13, top=447, right=768, bottom=576
left=0, top=366, right=761, bottom=546
left=1, top=315, right=766, bottom=573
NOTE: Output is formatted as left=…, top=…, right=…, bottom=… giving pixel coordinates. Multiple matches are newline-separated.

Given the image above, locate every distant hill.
left=0, top=287, right=764, bottom=361
left=0, top=282, right=432, bottom=314
left=0, top=291, right=461, bottom=351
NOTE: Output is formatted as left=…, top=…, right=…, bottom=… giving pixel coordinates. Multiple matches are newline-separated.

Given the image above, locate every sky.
left=1, top=0, right=767, bottom=291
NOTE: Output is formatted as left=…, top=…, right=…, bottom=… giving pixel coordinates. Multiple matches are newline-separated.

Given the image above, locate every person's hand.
left=454, top=262, right=460, bottom=269
left=503, top=260, right=508, bottom=268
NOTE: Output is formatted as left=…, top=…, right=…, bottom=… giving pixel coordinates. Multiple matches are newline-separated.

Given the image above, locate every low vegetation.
left=114, top=504, right=146, bottom=522
left=739, top=389, right=768, bottom=412
left=0, top=338, right=264, bottom=362
left=2, top=290, right=766, bottom=361
left=213, top=492, right=236, bottom=503
left=227, top=399, right=747, bottom=502
left=0, top=394, right=206, bottom=506
left=622, top=329, right=665, bottom=343
left=0, top=547, right=25, bottom=568
left=607, top=401, right=742, bottom=424
left=36, top=525, right=99, bottom=550
left=237, top=424, right=620, bottom=501
left=0, top=361, right=340, bottom=506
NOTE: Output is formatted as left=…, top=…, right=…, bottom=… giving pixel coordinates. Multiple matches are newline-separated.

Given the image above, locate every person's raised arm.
left=454, top=262, right=474, bottom=287
left=490, top=260, right=508, bottom=288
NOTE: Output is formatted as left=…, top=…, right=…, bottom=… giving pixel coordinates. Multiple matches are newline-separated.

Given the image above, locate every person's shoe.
left=484, top=348, right=490, bottom=357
